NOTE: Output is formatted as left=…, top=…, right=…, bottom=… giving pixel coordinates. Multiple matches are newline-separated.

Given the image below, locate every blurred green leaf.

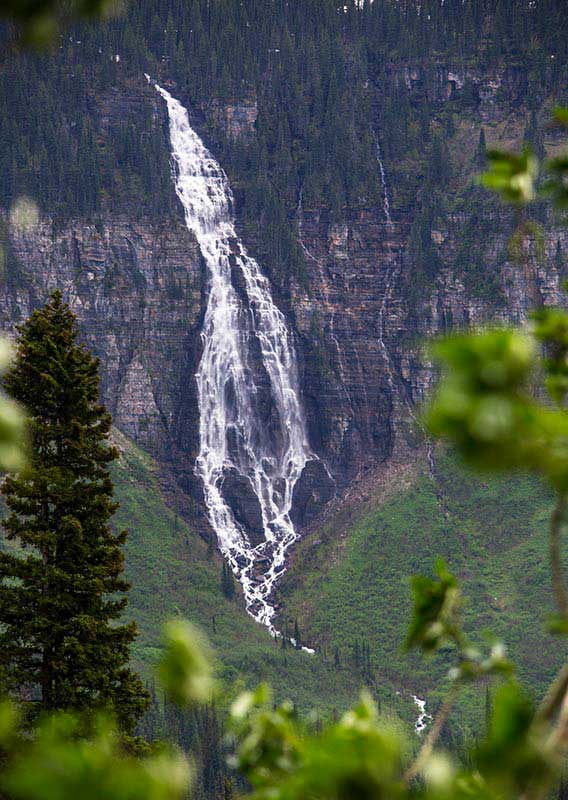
left=405, top=559, right=460, bottom=653
left=448, top=640, right=513, bottom=684
left=158, top=620, right=214, bottom=706
left=552, top=107, right=568, bottom=129
left=0, top=339, right=27, bottom=471
left=0, top=700, right=18, bottom=745
left=532, top=307, right=568, bottom=406
left=424, top=328, right=568, bottom=489
left=230, top=689, right=404, bottom=800
left=475, top=683, right=554, bottom=798
left=547, top=612, right=568, bottom=636
left=3, top=712, right=190, bottom=800
left=481, top=148, right=538, bottom=205
left=542, top=154, right=568, bottom=212
left=230, top=683, right=271, bottom=721
left=229, top=686, right=303, bottom=789
left=0, top=0, right=123, bottom=47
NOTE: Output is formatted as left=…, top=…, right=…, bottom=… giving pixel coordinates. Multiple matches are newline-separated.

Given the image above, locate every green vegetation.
left=276, top=449, right=565, bottom=733
left=0, top=292, right=149, bottom=732
left=112, top=429, right=401, bottom=720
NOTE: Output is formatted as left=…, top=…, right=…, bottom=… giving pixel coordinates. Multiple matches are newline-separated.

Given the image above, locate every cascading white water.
left=412, top=695, right=433, bottom=735
left=155, top=83, right=313, bottom=637
left=372, top=130, right=393, bottom=230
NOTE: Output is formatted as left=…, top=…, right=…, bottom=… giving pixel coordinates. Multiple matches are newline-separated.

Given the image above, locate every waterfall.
left=155, top=84, right=313, bottom=638
left=373, top=128, right=398, bottom=390
left=296, top=188, right=322, bottom=266
left=371, top=123, right=443, bottom=507
left=372, top=130, right=393, bottom=229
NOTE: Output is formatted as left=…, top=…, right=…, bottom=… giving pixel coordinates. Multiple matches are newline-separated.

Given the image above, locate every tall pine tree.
left=0, top=291, right=149, bottom=732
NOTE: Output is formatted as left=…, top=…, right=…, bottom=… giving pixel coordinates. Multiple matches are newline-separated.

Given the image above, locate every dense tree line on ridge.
left=0, top=0, right=567, bottom=291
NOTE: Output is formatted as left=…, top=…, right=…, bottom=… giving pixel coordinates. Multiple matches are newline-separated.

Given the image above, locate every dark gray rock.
left=291, top=459, right=336, bottom=528
left=219, top=467, right=265, bottom=547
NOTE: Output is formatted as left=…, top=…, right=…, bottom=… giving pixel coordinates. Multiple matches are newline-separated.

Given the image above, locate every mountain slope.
left=113, top=429, right=410, bottom=721
left=275, top=444, right=568, bottom=733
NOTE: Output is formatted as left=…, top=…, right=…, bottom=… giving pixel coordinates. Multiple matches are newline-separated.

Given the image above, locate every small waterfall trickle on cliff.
left=372, top=131, right=393, bottom=230
left=373, top=128, right=398, bottom=392
left=155, top=83, right=313, bottom=637
left=371, top=131, right=437, bottom=733
left=372, top=125, right=443, bottom=509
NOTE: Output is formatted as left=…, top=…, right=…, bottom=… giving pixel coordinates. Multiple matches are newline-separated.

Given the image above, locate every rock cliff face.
left=0, top=68, right=565, bottom=536
left=292, top=205, right=567, bottom=482
left=387, top=62, right=530, bottom=121
left=0, top=210, right=206, bottom=501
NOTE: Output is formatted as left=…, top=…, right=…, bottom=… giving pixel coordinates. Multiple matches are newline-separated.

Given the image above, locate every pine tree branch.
left=536, top=662, right=568, bottom=723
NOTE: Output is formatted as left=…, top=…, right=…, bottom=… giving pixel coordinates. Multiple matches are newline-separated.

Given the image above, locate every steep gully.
left=155, top=81, right=431, bottom=725
left=374, top=131, right=433, bottom=733
left=372, top=128, right=448, bottom=520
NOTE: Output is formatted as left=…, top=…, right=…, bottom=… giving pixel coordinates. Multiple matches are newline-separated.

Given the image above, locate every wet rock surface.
left=218, top=467, right=265, bottom=547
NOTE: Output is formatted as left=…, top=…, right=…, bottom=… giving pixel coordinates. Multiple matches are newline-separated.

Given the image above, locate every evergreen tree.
left=477, top=127, right=487, bottom=165
left=353, top=640, right=360, bottom=668
left=484, top=684, right=492, bottom=732
left=555, top=239, right=563, bottom=272
left=334, top=646, right=341, bottom=669
left=0, top=291, right=149, bottom=733
left=523, top=109, right=545, bottom=160
left=293, top=619, right=301, bottom=649
left=221, top=561, right=235, bottom=600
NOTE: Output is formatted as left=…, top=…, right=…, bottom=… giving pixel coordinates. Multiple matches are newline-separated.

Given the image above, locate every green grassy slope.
left=112, top=431, right=404, bottom=721
left=4, top=428, right=561, bottom=733
left=275, top=447, right=568, bottom=735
